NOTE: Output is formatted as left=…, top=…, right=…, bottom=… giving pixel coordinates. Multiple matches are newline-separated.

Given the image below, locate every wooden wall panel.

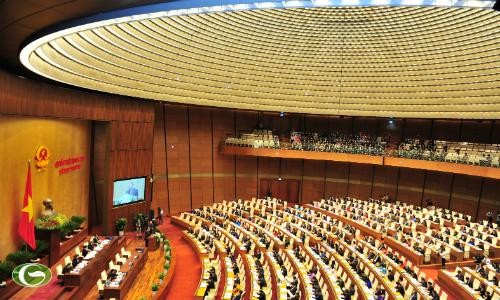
left=422, top=171, right=453, bottom=209
left=371, top=166, right=398, bottom=200
left=280, top=159, right=302, bottom=179
left=404, top=119, right=432, bottom=140
left=379, top=118, right=404, bottom=145
left=348, top=163, right=373, bottom=199
left=260, top=112, right=289, bottom=136
left=325, top=161, right=349, bottom=198
left=450, top=175, right=482, bottom=220
left=110, top=121, right=154, bottom=150
left=287, top=113, right=303, bottom=133
left=235, top=156, right=258, bottom=199
left=0, top=69, right=153, bottom=122
left=329, top=116, right=353, bottom=134
left=491, top=121, right=500, bottom=144
left=108, top=147, right=153, bottom=233
left=460, top=120, right=492, bottom=143
left=189, top=107, right=214, bottom=208
left=353, top=117, right=378, bottom=135
left=433, top=120, right=461, bottom=141
left=396, top=168, right=425, bottom=205
left=304, top=115, right=329, bottom=134
left=165, top=105, right=191, bottom=214
left=152, top=105, right=168, bottom=214
left=212, top=109, right=235, bottom=203
left=235, top=111, right=258, bottom=199
left=257, top=157, right=280, bottom=195
left=280, top=159, right=303, bottom=201
left=477, top=179, right=500, bottom=222
left=302, top=160, right=326, bottom=204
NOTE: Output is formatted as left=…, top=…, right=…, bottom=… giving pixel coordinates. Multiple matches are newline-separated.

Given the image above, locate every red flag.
left=18, top=163, right=36, bottom=249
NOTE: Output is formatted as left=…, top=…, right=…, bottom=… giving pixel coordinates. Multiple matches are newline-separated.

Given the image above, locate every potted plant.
left=60, top=221, right=75, bottom=239
left=6, top=250, right=35, bottom=266
left=151, top=282, right=159, bottom=296
left=116, top=218, right=128, bottom=236
left=30, top=239, right=49, bottom=261
left=158, top=272, right=165, bottom=284
left=70, top=215, right=86, bottom=232
left=0, top=261, right=15, bottom=287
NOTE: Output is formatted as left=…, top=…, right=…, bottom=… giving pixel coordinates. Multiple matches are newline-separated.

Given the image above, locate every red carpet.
left=158, top=217, right=201, bottom=299
left=421, top=267, right=458, bottom=300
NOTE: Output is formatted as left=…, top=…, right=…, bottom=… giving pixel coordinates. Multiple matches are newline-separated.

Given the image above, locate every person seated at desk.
left=374, top=287, right=385, bottom=300
left=81, top=246, right=89, bottom=257
left=231, top=278, right=242, bottom=298
left=429, top=288, right=439, bottom=300
left=387, top=271, right=395, bottom=281
left=363, top=275, right=372, bottom=289
left=62, top=263, right=73, bottom=274
left=257, top=290, right=266, bottom=300
left=231, top=290, right=243, bottom=300
left=204, top=268, right=217, bottom=297
left=409, top=290, right=418, bottom=300
left=342, top=285, right=355, bottom=300
left=455, top=269, right=465, bottom=281
left=71, top=255, right=80, bottom=268
left=91, top=234, right=100, bottom=245
left=336, top=277, right=345, bottom=289
left=478, top=266, right=488, bottom=279
left=108, top=269, right=119, bottom=281
left=395, top=281, right=405, bottom=296
left=377, top=262, right=387, bottom=275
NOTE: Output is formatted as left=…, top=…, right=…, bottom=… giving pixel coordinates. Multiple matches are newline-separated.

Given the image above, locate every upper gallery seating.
left=224, top=129, right=500, bottom=167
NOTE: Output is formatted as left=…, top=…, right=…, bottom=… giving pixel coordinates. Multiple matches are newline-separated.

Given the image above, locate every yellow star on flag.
left=22, top=196, right=33, bottom=222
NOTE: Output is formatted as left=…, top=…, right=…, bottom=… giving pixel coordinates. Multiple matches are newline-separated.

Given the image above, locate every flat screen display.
left=113, top=177, right=146, bottom=207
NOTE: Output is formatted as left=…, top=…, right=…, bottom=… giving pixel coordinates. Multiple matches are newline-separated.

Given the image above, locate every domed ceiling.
left=20, top=3, right=500, bottom=118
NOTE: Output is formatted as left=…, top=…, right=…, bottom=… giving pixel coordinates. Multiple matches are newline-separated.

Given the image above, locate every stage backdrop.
left=0, top=115, right=90, bottom=259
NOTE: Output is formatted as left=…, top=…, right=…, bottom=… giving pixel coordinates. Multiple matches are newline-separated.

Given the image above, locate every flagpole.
left=27, top=160, right=29, bottom=252
left=27, top=160, right=30, bottom=252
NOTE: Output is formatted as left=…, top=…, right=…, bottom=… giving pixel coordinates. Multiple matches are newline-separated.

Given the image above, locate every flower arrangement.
left=35, top=213, right=68, bottom=231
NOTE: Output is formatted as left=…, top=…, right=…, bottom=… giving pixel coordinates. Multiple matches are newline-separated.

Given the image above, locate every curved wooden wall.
left=222, top=146, right=500, bottom=180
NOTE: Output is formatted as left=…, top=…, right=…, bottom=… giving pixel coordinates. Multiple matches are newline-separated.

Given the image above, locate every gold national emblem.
left=35, top=146, right=50, bottom=171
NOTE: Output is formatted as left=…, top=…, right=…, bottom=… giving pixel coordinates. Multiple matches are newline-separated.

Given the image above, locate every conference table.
left=103, top=247, right=148, bottom=299
left=63, top=237, right=120, bottom=286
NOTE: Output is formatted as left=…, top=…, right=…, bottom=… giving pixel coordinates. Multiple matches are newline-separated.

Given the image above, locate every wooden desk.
left=63, top=237, right=120, bottom=286
left=384, top=237, right=424, bottom=266
left=103, top=247, right=148, bottom=299
left=324, top=245, right=372, bottom=300
left=341, top=241, right=403, bottom=300
left=437, top=270, right=479, bottom=300
left=307, top=204, right=382, bottom=240
left=462, top=267, right=500, bottom=297
left=357, top=239, right=429, bottom=300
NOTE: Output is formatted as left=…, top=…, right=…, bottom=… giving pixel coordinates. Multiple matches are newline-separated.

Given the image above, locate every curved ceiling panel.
left=20, top=6, right=500, bottom=118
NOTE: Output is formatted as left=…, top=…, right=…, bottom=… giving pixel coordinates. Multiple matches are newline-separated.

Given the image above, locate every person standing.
left=158, top=207, right=164, bottom=224
left=486, top=211, right=493, bottom=227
